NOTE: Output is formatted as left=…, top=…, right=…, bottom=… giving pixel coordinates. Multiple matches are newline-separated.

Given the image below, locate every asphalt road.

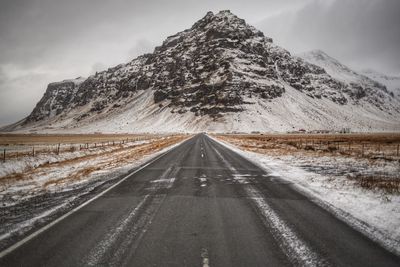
left=0, top=134, right=399, bottom=266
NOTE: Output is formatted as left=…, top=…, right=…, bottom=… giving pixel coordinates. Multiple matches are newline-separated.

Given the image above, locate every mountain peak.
left=13, top=11, right=400, bottom=133
left=190, top=10, right=264, bottom=39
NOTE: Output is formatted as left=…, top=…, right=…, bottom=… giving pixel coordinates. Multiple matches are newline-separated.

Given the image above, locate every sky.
left=0, top=0, right=399, bottom=126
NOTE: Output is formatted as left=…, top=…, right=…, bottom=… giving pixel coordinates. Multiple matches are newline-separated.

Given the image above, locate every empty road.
left=0, top=134, right=399, bottom=266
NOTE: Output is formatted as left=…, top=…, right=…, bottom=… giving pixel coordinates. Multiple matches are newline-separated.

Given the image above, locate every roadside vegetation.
left=215, top=133, right=400, bottom=194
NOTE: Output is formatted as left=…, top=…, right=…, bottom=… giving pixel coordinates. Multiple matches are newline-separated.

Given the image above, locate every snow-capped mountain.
left=361, top=69, right=400, bottom=99
left=298, top=50, right=396, bottom=107
left=5, top=11, right=400, bottom=133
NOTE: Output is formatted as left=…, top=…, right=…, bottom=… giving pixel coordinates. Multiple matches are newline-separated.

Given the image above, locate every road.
left=0, top=134, right=399, bottom=266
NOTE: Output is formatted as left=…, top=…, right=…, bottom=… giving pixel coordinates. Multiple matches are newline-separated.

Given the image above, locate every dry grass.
left=214, top=133, right=400, bottom=160
left=215, top=133, right=400, bottom=193
left=0, top=133, right=162, bottom=146
left=0, top=133, right=184, bottom=161
left=0, top=135, right=189, bottom=189
left=217, top=133, right=400, bottom=143
left=347, top=174, right=400, bottom=193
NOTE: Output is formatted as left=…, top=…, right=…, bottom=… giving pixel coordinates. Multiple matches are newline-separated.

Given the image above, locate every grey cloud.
left=1, top=0, right=399, bottom=126
left=127, top=39, right=154, bottom=60
left=258, top=0, right=400, bottom=74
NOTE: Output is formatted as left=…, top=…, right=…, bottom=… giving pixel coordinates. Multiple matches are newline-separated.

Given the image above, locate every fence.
left=220, top=134, right=400, bottom=161
left=286, top=139, right=400, bottom=159
left=1, top=136, right=154, bottom=163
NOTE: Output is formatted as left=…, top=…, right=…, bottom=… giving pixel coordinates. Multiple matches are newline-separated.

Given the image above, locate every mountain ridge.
left=4, top=10, right=400, bottom=133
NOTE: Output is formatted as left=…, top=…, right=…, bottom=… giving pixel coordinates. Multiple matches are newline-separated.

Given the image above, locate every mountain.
left=361, top=69, right=400, bottom=99
left=4, top=11, right=400, bottom=133
left=298, top=50, right=396, bottom=105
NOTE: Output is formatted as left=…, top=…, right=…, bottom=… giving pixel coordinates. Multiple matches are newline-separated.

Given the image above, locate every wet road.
left=1, top=134, right=399, bottom=266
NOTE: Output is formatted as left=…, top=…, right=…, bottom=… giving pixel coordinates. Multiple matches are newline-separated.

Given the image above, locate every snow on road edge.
left=209, top=135, right=400, bottom=257
left=0, top=137, right=189, bottom=252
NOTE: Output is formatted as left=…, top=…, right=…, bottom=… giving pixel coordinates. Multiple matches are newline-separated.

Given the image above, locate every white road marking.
left=233, top=174, right=250, bottom=184
left=150, top=177, right=176, bottom=189
left=201, top=248, right=210, bottom=267
left=0, top=141, right=183, bottom=259
left=86, top=166, right=178, bottom=265
left=210, top=143, right=330, bottom=267
left=85, top=195, right=150, bottom=266
left=248, top=189, right=328, bottom=266
left=199, top=178, right=207, bottom=183
left=198, top=175, right=208, bottom=187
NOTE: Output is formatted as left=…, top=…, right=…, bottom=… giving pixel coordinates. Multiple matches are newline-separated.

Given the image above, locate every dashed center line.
left=201, top=248, right=210, bottom=267
left=198, top=175, right=208, bottom=187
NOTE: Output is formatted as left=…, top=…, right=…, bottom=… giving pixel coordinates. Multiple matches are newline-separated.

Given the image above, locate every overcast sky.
left=1, top=0, right=399, bottom=126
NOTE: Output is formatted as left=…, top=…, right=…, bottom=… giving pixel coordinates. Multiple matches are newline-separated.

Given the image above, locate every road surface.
left=0, top=134, right=399, bottom=266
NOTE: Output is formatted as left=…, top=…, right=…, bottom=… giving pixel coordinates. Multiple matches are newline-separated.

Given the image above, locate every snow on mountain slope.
left=4, top=11, right=400, bottom=133
left=26, top=77, right=86, bottom=123
left=299, top=50, right=400, bottom=115
left=14, top=85, right=400, bottom=134
left=361, top=69, right=400, bottom=98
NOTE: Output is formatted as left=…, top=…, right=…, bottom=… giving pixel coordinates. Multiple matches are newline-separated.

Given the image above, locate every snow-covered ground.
left=212, top=135, right=400, bottom=256
left=11, top=86, right=400, bottom=134
left=0, top=135, right=187, bottom=251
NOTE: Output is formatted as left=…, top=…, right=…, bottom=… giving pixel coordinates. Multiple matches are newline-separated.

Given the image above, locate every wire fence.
left=287, top=139, right=400, bottom=159
left=0, top=136, right=153, bottom=163
left=219, top=134, right=400, bottom=161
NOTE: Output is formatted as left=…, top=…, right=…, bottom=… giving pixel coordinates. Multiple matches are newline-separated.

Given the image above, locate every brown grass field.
left=215, top=133, right=400, bottom=159
left=0, top=134, right=189, bottom=188
left=0, top=133, right=189, bottom=161
left=0, top=133, right=165, bottom=145
left=215, top=133, right=400, bottom=193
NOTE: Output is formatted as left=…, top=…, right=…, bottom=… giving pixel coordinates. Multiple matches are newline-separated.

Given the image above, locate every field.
left=0, top=133, right=169, bottom=161
left=0, top=133, right=160, bottom=145
left=215, top=133, right=400, bottom=160
left=0, top=133, right=190, bottom=250
left=215, top=133, right=400, bottom=193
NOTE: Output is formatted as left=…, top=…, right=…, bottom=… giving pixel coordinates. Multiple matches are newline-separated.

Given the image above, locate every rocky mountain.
left=298, top=50, right=396, bottom=108
left=26, top=77, right=86, bottom=123
left=5, top=10, right=400, bottom=133
left=361, top=69, right=400, bottom=99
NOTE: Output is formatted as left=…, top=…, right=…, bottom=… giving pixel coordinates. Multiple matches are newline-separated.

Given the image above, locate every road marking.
left=198, top=175, right=208, bottom=187
left=248, top=189, right=329, bottom=266
left=201, top=248, right=210, bottom=267
left=84, top=194, right=150, bottom=266
left=209, top=141, right=330, bottom=267
left=0, top=138, right=188, bottom=259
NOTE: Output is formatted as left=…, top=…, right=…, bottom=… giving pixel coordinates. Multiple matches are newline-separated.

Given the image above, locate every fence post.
left=362, top=144, right=364, bottom=157
left=397, top=144, right=399, bottom=157
left=57, top=143, right=60, bottom=155
left=32, top=146, right=35, bottom=157
left=3, top=149, right=5, bottom=163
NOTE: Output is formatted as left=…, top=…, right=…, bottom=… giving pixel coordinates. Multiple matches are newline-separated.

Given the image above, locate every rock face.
left=13, top=10, right=400, bottom=132
left=361, top=69, right=400, bottom=99
left=299, top=50, right=395, bottom=110
left=27, top=77, right=85, bottom=122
